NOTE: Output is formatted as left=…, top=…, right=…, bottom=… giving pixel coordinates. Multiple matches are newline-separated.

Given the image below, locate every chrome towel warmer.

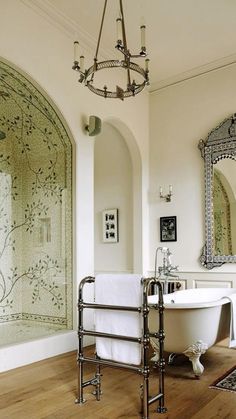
left=76, top=276, right=167, bottom=418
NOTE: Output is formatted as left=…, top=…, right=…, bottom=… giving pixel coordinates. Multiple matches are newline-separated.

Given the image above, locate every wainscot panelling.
left=148, top=271, right=236, bottom=290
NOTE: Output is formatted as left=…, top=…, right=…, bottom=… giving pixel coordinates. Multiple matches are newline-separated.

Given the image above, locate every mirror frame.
left=198, top=113, right=236, bottom=269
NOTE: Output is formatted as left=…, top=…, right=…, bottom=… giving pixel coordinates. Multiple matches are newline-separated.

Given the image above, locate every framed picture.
left=102, top=209, right=119, bottom=243
left=160, top=216, right=177, bottom=242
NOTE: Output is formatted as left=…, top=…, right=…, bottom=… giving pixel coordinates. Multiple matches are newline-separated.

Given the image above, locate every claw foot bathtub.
left=148, top=288, right=236, bottom=377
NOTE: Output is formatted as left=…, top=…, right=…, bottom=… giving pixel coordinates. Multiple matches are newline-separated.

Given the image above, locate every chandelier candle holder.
left=72, top=0, right=150, bottom=100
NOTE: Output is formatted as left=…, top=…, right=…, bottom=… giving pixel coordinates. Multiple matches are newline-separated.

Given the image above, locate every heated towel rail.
left=76, top=276, right=167, bottom=419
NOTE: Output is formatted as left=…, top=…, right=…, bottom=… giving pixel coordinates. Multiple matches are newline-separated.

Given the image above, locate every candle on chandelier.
left=74, top=41, right=80, bottom=62
left=140, top=25, right=146, bottom=49
left=80, top=56, right=85, bottom=73
left=116, top=17, right=122, bottom=43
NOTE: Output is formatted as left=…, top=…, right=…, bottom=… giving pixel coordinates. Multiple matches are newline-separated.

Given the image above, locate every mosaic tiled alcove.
left=0, top=59, right=73, bottom=340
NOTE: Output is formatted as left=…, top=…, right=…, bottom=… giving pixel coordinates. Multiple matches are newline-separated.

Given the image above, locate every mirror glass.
left=199, top=114, right=236, bottom=269
left=213, top=158, right=236, bottom=256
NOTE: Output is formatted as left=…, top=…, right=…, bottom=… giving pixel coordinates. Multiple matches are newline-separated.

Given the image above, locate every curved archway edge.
left=103, top=117, right=143, bottom=273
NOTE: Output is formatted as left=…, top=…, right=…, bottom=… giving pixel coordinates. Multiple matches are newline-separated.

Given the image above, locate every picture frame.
left=160, top=216, right=177, bottom=242
left=102, top=209, right=119, bottom=243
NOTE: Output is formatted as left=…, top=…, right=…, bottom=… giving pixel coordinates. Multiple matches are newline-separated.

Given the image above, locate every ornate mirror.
left=199, top=114, right=236, bottom=269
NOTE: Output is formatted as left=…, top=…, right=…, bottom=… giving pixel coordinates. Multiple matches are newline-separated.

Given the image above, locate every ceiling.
left=29, top=0, right=236, bottom=91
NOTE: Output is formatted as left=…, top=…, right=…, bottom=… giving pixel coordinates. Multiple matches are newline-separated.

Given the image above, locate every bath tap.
left=165, top=271, right=179, bottom=278
left=154, top=246, right=179, bottom=294
left=154, top=247, right=178, bottom=277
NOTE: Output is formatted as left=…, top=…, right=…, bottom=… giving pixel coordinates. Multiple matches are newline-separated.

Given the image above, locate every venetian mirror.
left=199, top=114, right=236, bottom=269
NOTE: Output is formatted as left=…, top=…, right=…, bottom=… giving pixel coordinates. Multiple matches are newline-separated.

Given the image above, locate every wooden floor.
left=0, top=340, right=235, bottom=419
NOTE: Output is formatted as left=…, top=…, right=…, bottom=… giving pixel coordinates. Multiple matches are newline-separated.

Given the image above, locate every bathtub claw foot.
left=183, top=340, right=208, bottom=377
left=168, top=353, right=178, bottom=365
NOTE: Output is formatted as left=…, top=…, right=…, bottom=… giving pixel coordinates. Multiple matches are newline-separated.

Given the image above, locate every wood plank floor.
left=0, top=339, right=235, bottom=419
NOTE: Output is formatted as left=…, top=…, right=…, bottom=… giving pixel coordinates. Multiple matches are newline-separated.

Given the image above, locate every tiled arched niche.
left=0, top=59, right=73, bottom=345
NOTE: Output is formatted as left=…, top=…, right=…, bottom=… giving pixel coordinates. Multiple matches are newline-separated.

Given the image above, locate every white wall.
left=94, top=123, right=133, bottom=273
left=149, top=63, right=236, bottom=285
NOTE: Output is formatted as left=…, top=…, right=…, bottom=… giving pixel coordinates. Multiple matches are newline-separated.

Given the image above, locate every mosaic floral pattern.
left=0, top=59, right=73, bottom=335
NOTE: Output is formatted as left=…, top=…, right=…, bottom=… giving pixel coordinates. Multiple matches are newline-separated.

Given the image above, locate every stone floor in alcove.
left=0, top=320, right=67, bottom=347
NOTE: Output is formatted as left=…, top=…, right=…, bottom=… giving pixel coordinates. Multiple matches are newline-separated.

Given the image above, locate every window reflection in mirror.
left=213, top=159, right=236, bottom=256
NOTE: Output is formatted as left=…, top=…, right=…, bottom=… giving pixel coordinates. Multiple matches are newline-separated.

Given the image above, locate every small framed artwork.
left=102, top=209, right=119, bottom=243
left=160, top=216, right=177, bottom=242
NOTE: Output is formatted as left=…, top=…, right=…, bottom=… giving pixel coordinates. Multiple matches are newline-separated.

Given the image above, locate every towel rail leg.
left=142, top=279, right=150, bottom=419
left=75, top=279, right=86, bottom=404
left=142, top=372, right=149, bottom=419
left=75, top=358, right=86, bottom=404
left=156, top=282, right=167, bottom=414
left=92, top=356, right=102, bottom=400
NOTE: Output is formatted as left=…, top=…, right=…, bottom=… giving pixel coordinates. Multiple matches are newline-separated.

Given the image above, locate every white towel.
left=226, top=293, right=236, bottom=348
left=95, top=274, right=142, bottom=365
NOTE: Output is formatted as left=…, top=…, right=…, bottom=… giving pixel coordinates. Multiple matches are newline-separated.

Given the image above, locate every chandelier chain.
left=94, top=0, right=107, bottom=61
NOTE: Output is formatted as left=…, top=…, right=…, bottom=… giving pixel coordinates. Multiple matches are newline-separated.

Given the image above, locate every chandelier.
left=72, top=0, right=150, bottom=100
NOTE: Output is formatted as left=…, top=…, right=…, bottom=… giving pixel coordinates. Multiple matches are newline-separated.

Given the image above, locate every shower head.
left=0, top=130, right=6, bottom=140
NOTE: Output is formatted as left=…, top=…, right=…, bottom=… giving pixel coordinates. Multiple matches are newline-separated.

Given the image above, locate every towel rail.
left=80, top=302, right=142, bottom=311
left=76, top=275, right=167, bottom=418
left=79, top=329, right=143, bottom=342
left=81, top=356, right=143, bottom=373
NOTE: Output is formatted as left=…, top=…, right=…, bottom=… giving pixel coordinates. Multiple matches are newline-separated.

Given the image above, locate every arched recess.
left=0, top=58, right=74, bottom=342
left=94, top=117, right=142, bottom=273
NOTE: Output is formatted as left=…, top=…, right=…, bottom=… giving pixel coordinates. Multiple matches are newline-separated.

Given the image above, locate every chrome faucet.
left=154, top=247, right=179, bottom=294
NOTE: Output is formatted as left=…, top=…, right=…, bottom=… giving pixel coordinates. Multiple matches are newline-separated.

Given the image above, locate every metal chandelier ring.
left=85, top=59, right=148, bottom=98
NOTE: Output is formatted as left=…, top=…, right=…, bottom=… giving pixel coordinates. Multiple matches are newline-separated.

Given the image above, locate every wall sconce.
left=159, top=185, right=173, bottom=202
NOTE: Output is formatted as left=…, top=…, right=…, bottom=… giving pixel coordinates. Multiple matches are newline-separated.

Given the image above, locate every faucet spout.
left=164, top=272, right=179, bottom=279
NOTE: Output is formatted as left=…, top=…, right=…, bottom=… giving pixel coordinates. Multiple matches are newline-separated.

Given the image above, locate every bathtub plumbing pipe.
left=154, top=247, right=166, bottom=278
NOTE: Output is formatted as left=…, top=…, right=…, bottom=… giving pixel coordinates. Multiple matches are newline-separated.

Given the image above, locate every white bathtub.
left=148, top=288, right=236, bottom=377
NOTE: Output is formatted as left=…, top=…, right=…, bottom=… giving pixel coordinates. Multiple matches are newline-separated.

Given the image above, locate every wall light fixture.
left=159, top=185, right=173, bottom=202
